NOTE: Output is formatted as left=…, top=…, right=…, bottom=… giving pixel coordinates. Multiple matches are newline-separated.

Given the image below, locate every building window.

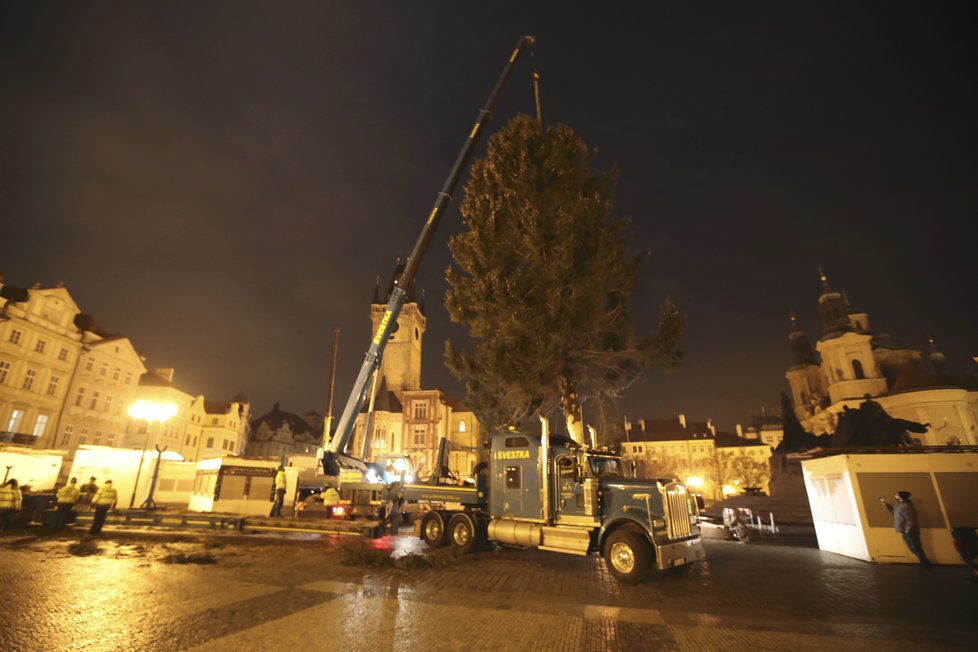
left=92, top=430, right=102, bottom=445
left=84, top=358, right=94, bottom=371
left=58, top=347, right=69, bottom=362
left=211, top=418, right=219, bottom=425
left=35, top=339, right=47, bottom=354
left=104, top=395, right=113, bottom=413
left=99, top=362, right=108, bottom=376
left=47, top=376, right=60, bottom=396
left=412, top=425, right=426, bottom=446
left=106, top=433, right=116, bottom=446
left=90, top=391, right=100, bottom=410
left=206, top=437, right=214, bottom=448
left=373, top=425, right=387, bottom=450
left=0, top=360, right=9, bottom=384
left=852, top=359, right=865, bottom=380
left=33, top=415, right=49, bottom=438
left=60, top=424, right=74, bottom=446
left=125, top=372, right=132, bottom=385
left=23, top=368, right=36, bottom=391
left=78, top=428, right=89, bottom=444
left=137, top=422, right=147, bottom=434
left=7, top=409, right=25, bottom=433
left=458, top=419, right=466, bottom=432
left=9, top=329, right=22, bottom=345
left=413, top=401, right=428, bottom=420
left=113, top=367, right=120, bottom=381
left=74, top=387, right=85, bottom=406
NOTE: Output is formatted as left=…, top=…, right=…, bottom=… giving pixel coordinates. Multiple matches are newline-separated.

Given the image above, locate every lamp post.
left=127, top=400, right=177, bottom=509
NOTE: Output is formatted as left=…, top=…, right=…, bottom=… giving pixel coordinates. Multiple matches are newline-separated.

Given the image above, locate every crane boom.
left=323, top=35, right=536, bottom=475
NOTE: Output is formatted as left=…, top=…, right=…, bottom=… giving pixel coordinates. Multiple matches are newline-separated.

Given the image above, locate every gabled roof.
left=139, top=371, right=175, bottom=388
left=629, top=417, right=714, bottom=442
left=251, top=402, right=313, bottom=436
left=204, top=401, right=232, bottom=415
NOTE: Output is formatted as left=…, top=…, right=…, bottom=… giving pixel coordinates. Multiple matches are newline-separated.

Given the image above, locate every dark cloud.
left=2, top=2, right=976, bottom=430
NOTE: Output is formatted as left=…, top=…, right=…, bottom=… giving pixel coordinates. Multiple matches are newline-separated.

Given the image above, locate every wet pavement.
left=1, top=525, right=975, bottom=651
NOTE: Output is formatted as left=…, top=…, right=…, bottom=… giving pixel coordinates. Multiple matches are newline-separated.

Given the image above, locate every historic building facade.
left=248, top=402, right=320, bottom=460
left=1, top=275, right=250, bottom=464
left=785, top=271, right=978, bottom=445
left=343, top=269, right=482, bottom=479
left=0, top=279, right=84, bottom=446
left=620, top=414, right=774, bottom=497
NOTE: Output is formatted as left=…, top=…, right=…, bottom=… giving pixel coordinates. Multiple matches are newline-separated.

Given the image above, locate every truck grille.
left=662, top=483, right=692, bottom=539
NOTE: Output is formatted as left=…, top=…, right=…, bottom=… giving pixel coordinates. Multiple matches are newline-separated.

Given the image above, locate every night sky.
left=2, top=2, right=976, bottom=432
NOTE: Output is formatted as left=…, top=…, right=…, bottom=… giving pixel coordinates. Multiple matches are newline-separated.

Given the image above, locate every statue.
left=830, top=394, right=929, bottom=447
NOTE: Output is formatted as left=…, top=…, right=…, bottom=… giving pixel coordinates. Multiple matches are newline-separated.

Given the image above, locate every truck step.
left=538, top=544, right=589, bottom=556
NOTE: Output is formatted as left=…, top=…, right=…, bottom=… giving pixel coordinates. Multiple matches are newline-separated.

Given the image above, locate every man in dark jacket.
left=880, top=491, right=932, bottom=567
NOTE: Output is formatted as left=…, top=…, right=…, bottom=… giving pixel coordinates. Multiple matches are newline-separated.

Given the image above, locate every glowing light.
left=722, top=484, right=737, bottom=495
left=391, top=458, right=406, bottom=472
left=332, top=505, right=346, bottom=518
left=127, top=400, right=178, bottom=423
left=686, top=476, right=704, bottom=488
left=404, top=474, right=414, bottom=483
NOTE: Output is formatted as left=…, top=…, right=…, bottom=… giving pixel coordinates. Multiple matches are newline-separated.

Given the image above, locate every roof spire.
left=818, top=266, right=831, bottom=293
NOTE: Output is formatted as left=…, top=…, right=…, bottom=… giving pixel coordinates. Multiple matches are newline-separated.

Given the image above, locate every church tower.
left=370, top=263, right=426, bottom=401
left=812, top=269, right=887, bottom=403
left=785, top=312, right=826, bottom=421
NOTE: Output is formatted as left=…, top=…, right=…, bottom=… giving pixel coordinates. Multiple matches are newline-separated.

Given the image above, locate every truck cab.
left=414, top=422, right=704, bottom=584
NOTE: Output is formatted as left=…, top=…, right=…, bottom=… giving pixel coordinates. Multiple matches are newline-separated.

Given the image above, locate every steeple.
left=788, top=311, right=817, bottom=367
left=928, top=334, right=947, bottom=376
left=816, top=267, right=852, bottom=336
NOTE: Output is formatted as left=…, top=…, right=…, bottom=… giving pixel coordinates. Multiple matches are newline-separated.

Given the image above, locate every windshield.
left=588, top=456, right=622, bottom=478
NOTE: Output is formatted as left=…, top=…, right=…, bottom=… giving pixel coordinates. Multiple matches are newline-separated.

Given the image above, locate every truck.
left=321, top=36, right=705, bottom=583
left=404, top=418, right=703, bottom=584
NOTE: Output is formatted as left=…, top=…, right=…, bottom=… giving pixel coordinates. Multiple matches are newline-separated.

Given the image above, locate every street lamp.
left=128, top=400, right=177, bottom=509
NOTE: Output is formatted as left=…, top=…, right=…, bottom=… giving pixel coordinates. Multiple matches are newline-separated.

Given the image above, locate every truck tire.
left=421, top=510, right=448, bottom=549
left=603, top=530, right=652, bottom=584
left=448, top=512, right=478, bottom=554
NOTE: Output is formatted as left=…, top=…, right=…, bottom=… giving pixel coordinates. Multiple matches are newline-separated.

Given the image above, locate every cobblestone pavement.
left=1, top=526, right=975, bottom=651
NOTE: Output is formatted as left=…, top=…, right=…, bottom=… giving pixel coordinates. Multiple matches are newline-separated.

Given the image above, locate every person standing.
left=53, top=477, right=81, bottom=532
left=89, top=480, right=118, bottom=535
left=269, top=466, right=287, bottom=517
left=880, top=491, right=932, bottom=568
left=79, top=476, right=98, bottom=506
left=0, top=479, right=23, bottom=534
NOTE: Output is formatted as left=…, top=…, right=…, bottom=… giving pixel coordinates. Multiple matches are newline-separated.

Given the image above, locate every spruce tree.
left=445, top=114, right=682, bottom=437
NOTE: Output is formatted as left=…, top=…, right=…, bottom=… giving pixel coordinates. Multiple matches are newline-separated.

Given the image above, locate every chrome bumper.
left=655, top=536, right=705, bottom=571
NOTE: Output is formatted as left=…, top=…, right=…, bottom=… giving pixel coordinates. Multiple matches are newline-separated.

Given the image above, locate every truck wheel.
left=420, top=511, right=448, bottom=549
left=448, top=512, right=477, bottom=554
left=603, top=530, right=652, bottom=584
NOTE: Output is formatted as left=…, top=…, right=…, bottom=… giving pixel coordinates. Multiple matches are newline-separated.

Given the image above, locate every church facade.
left=785, top=271, right=978, bottom=445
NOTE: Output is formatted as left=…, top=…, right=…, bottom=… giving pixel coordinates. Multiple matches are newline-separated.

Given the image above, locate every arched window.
left=458, top=419, right=466, bottom=432
left=852, top=359, right=865, bottom=379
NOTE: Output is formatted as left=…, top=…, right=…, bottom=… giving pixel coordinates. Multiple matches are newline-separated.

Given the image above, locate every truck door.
left=554, top=454, right=589, bottom=524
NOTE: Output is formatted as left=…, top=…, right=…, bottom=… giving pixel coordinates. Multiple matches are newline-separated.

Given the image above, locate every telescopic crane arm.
left=323, top=35, right=536, bottom=475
